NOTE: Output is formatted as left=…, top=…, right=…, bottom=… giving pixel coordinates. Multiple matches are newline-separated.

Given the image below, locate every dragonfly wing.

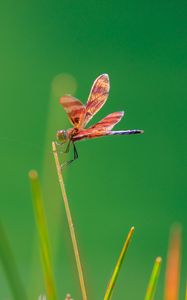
left=60, top=95, right=86, bottom=127
left=89, top=111, right=124, bottom=131
left=83, top=74, right=110, bottom=126
left=72, top=129, right=107, bottom=142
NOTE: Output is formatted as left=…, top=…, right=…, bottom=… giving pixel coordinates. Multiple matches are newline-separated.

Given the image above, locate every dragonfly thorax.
left=56, top=130, right=68, bottom=143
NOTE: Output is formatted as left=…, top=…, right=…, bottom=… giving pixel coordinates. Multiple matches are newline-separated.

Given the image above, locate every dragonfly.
left=56, top=74, right=143, bottom=165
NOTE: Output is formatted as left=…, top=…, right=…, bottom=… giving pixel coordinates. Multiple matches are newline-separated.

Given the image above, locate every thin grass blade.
left=29, top=170, right=57, bottom=300
left=144, top=257, right=162, bottom=300
left=103, top=226, right=135, bottom=300
left=0, top=221, right=28, bottom=300
left=164, top=224, right=181, bottom=300
left=52, top=141, right=88, bottom=300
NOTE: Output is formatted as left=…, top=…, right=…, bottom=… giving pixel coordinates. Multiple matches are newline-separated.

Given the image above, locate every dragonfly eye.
left=56, top=130, right=68, bottom=143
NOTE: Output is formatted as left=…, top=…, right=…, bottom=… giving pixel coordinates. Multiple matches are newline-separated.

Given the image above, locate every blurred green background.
left=0, top=0, right=187, bottom=299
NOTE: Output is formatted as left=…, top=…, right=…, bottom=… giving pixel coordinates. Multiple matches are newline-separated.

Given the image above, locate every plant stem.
left=52, top=141, right=88, bottom=300
left=144, top=257, right=162, bottom=300
left=103, top=226, right=135, bottom=300
left=0, top=221, right=28, bottom=300
left=29, top=170, right=57, bottom=300
left=164, top=224, right=181, bottom=300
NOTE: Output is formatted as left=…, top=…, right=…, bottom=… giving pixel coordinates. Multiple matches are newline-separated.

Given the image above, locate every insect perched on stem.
left=56, top=74, right=143, bottom=166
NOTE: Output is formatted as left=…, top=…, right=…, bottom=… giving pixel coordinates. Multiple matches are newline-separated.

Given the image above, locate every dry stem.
left=52, top=142, right=87, bottom=300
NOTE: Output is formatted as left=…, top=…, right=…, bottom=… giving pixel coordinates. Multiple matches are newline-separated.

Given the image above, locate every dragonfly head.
left=56, top=130, right=68, bottom=143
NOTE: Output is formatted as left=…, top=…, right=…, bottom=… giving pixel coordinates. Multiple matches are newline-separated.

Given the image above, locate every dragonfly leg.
left=54, top=141, right=65, bottom=153
left=55, top=141, right=63, bottom=146
left=55, top=139, right=71, bottom=155
left=64, top=139, right=71, bottom=153
left=61, top=142, right=78, bottom=169
left=73, top=142, right=78, bottom=161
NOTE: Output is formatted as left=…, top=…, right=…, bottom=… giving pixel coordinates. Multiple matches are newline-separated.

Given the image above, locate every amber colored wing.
left=72, top=128, right=107, bottom=142
left=60, top=95, right=86, bottom=127
left=89, top=111, right=124, bottom=130
left=83, top=74, right=110, bottom=127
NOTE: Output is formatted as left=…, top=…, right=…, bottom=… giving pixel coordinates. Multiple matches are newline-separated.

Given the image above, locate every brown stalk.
left=52, top=141, right=88, bottom=300
left=164, top=224, right=181, bottom=300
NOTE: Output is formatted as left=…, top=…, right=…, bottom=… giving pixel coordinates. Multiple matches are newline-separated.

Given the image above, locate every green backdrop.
left=0, top=0, right=187, bottom=299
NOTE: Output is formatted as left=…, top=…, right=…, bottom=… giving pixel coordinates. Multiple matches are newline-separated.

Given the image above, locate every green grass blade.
left=0, top=221, right=28, bottom=300
left=103, top=226, right=135, bottom=300
left=29, top=170, right=57, bottom=300
left=144, top=257, right=162, bottom=300
left=185, top=282, right=187, bottom=300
